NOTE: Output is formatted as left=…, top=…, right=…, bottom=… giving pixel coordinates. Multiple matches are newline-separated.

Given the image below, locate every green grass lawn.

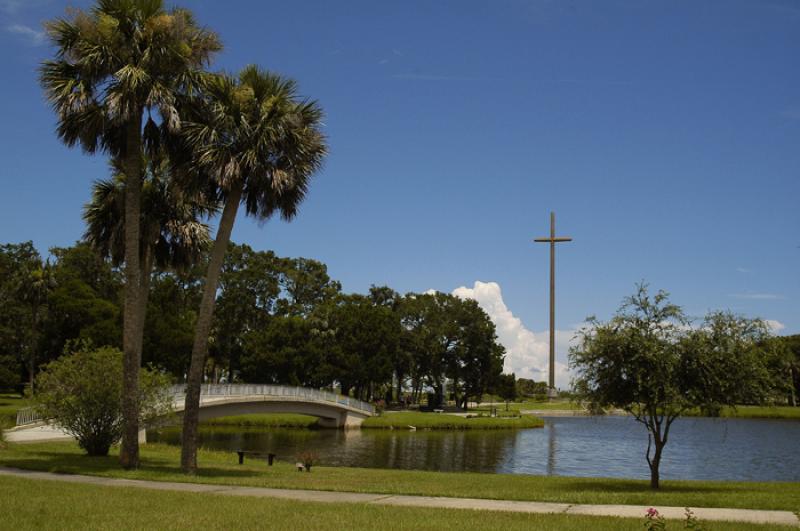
left=0, top=393, right=32, bottom=426
left=683, top=405, right=800, bottom=420
left=1, top=441, right=798, bottom=512
left=476, top=400, right=586, bottom=412
left=478, top=401, right=800, bottom=419
left=200, top=413, right=320, bottom=428
left=363, top=412, right=544, bottom=429
left=2, top=475, right=789, bottom=531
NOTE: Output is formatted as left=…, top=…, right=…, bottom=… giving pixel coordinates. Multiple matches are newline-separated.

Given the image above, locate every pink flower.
left=646, top=508, right=660, bottom=518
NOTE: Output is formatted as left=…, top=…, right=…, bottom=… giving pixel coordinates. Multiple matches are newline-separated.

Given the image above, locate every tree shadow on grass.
left=554, top=477, right=742, bottom=496
left=0, top=448, right=272, bottom=482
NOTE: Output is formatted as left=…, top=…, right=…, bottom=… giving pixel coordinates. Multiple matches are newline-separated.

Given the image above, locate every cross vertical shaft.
left=534, top=212, right=572, bottom=400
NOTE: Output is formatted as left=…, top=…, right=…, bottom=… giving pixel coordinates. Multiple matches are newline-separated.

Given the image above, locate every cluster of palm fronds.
left=39, top=0, right=328, bottom=471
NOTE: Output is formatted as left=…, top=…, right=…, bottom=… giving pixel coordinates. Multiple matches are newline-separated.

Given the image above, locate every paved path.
left=5, top=424, right=73, bottom=443
left=0, top=467, right=796, bottom=526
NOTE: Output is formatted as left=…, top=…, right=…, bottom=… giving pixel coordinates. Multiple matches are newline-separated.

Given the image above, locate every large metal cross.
left=534, top=212, right=572, bottom=399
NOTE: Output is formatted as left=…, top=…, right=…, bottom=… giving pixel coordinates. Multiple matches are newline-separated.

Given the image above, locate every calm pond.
left=148, top=416, right=800, bottom=482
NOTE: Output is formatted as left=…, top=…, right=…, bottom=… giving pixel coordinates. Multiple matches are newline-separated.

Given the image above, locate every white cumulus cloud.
left=765, top=319, right=785, bottom=333
left=452, top=281, right=576, bottom=390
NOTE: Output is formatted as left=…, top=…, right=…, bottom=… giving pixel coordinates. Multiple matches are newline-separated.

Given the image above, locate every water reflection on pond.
left=148, top=416, right=800, bottom=482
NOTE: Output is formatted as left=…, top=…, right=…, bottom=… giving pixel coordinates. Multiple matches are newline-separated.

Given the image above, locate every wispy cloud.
left=735, top=267, right=751, bottom=274
left=0, top=0, right=24, bottom=13
left=781, top=106, right=800, bottom=120
left=728, top=292, right=786, bottom=300
left=392, top=73, right=488, bottom=82
left=6, top=24, right=45, bottom=45
left=0, top=0, right=51, bottom=14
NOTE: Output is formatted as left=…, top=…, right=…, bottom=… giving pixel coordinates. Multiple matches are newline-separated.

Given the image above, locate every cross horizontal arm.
left=533, top=237, right=573, bottom=243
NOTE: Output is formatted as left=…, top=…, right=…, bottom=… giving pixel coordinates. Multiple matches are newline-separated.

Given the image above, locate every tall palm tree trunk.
left=181, top=183, right=243, bottom=473
left=135, top=247, right=153, bottom=363
left=120, top=116, right=143, bottom=470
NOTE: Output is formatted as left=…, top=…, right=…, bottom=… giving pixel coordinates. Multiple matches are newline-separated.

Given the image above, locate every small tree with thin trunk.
left=35, top=344, right=172, bottom=456
left=570, top=283, right=778, bottom=489
left=495, top=373, right=517, bottom=411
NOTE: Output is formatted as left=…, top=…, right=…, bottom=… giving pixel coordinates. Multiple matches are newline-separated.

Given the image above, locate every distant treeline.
left=0, top=241, right=509, bottom=405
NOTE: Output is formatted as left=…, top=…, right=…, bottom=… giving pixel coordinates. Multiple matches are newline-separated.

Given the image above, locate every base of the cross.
left=547, top=387, right=558, bottom=401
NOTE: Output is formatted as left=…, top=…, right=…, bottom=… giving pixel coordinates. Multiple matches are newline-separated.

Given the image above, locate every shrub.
left=35, top=346, right=172, bottom=456
left=296, top=450, right=318, bottom=472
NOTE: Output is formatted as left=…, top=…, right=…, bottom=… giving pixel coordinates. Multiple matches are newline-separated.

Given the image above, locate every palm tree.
left=40, top=0, right=220, bottom=468
left=20, top=262, right=56, bottom=394
left=179, top=66, right=327, bottom=472
left=83, top=158, right=217, bottom=366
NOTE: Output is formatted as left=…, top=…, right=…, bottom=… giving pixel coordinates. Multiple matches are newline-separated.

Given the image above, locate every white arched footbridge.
left=9, top=384, right=374, bottom=443
left=167, top=384, right=375, bottom=429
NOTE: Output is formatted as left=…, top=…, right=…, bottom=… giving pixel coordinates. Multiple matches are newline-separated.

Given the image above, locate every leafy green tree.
left=42, top=244, right=122, bottom=358
left=451, top=299, right=505, bottom=409
left=180, top=66, right=326, bottom=473
left=276, top=257, right=342, bottom=317
left=516, top=378, right=538, bottom=398
left=326, top=295, right=399, bottom=400
left=0, top=243, right=45, bottom=391
left=35, top=344, right=172, bottom=456
left=41, top=0, right=220, bottom=469
left=775, top=335, right=800, bottom=406
left=142, top=270, right=204, bottom=377
left=83, top=158, right=214, bottom=382
left=496, top=373, right=517, bottom=410
left=369, top=285, right=407, bottom=401
left=240, top=316, right=321, bottom=386
left=570, top=284, right=780, bottom=489
left=212, top=244, right=282, bottom=377
left=398, top=292, right=503, bottom=408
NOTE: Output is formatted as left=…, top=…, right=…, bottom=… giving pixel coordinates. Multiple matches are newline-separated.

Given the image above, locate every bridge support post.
left=317, top=411, right=366, bottom=429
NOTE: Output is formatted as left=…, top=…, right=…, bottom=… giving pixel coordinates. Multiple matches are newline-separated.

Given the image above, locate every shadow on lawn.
left=557, top=477, right=745, bottom=495
left=0, top=449, right=269, bottom=481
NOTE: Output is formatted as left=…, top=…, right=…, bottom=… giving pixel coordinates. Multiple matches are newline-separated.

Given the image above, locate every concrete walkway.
left=0, top=467, right=796, bottom=527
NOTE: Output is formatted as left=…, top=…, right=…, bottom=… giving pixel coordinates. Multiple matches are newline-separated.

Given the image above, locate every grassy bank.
left=1, top=441, right=798, bottom=512
left=479, top=401, right=800, bottom=419
left=477, top=400, right=585, bottom=412
left=363, top=412, right=544, bottom=429
left=200, top=413, right=319, bottom=428
left=683, top=406, right=800, bottom=420
left=2, top=475, right=789, bottom=531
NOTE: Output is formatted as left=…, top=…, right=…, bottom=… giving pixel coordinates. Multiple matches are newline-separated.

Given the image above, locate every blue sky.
left=1, top=1, right=798, bottom=382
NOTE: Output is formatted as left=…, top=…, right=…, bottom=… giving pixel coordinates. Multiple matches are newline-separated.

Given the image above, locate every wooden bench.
left=236, top=450, right=276, bottom=466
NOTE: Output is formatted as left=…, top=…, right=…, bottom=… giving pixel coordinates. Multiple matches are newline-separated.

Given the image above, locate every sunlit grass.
left=1, top=441, right=798, bottom=512
left=683, top=405, right=800, bottom=420
left=4, top=474, right=793, bottom=531
left=200, top=413, right=320, bottom=428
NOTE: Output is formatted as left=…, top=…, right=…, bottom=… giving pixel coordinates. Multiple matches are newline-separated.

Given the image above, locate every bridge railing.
left=13, top=384, right=374, bottom=427
left=168, top=384, right=375, bottom=415
left=15, top=406, right=43, bottom=427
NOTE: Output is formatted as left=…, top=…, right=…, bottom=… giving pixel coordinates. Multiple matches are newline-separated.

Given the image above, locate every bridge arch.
left=169, top=384, right=374, bottom=429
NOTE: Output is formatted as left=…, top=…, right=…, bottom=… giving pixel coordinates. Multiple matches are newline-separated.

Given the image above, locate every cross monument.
left=534, top=212, right=572, bottom=400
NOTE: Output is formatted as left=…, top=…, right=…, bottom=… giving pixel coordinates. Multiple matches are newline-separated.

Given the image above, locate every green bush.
left=35, top=346, right=172, bottom=456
